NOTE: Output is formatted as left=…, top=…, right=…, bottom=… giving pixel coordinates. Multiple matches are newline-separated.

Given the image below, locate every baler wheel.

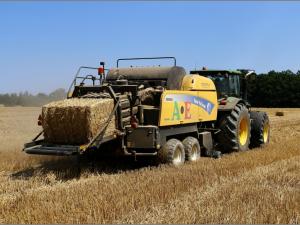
left=182, top=136, right=200, bottom=162
left=158, top=139, right=185, bottom=166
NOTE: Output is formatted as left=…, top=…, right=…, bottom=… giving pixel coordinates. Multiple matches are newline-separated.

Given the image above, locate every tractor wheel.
left=182, top=136, right=200, bottom=162
left=158, top=139, right=185, bottom=166
left=249, top=111, right=270, bottom=148
left=217, top=103, right=251, bottom=152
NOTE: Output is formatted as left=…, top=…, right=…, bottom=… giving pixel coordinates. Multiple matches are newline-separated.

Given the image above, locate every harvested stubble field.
left=0, top=107, right=299, bottom=224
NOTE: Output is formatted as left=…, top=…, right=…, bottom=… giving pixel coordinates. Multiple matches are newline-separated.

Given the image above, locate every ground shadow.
left=10, top=154, right=158, bottom=181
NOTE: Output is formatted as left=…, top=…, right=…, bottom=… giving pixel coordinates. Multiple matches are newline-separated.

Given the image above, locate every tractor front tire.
left=182, top=137, right=200, bottom=162
left=158, top=139, right=185, bottom=166
left=250, top=111, right=270, bottom=148
left=217, top=103, right=251, bottom=152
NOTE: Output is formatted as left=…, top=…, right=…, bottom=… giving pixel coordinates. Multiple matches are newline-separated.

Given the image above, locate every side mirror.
left=247, top=73, right=256, bottom=81
left=244, top=71, right=256, bottom=81
left=237, top=69, right=256, bottom=81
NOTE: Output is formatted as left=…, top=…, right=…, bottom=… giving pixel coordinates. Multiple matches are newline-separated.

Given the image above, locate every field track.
left=0, top=107, right=299, bottom=223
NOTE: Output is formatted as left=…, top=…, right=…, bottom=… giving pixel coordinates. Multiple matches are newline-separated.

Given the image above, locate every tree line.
left=0, top=70, right=299, bottom=107
left=0, top=88, right=67, bottom=107
left=247, top=70, right=300, bottom=107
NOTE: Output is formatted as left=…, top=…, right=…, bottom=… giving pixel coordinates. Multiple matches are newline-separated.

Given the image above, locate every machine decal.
left=170, top=101, right=192, bottom=120
left=165, top=94, right=214, bottom=116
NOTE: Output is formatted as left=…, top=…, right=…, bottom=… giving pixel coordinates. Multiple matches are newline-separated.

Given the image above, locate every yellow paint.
left=79, top=144, right=88, bottom=151
left=181, top=75, right=216, bottom=91
left=159, top=76, right=218, bottom=126
left=67, top=91, right=73, bottom=98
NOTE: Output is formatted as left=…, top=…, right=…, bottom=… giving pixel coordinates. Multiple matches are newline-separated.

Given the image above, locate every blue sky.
left=0, top=2, right=300, bottom=94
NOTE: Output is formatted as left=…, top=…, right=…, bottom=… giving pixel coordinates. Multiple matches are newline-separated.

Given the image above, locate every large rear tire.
left=182, top=137, right=200, bottom=162
left=158, top=139, right=185, bottom=166
left=217, top=103, right=251, bottom=152
left=250, top=111, right=270, bottom=148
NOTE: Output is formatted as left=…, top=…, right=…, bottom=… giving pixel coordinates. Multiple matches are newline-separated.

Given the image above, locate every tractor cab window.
left=205, top=74, right=240, bottom=99
left=205, top=75, right=228, bottom=99
left=229, top=75, right=240, bottom=97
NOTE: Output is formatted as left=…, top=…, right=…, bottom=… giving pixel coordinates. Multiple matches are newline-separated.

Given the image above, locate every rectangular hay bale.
left=42, top=98, right=116, bottom=145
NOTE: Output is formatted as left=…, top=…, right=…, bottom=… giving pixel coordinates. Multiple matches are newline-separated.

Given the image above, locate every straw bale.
left=42, top=98, right=116, bottom=145
left=275, top=111, right=284, bottom=116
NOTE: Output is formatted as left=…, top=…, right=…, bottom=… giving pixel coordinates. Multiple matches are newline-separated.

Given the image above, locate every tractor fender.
left=218, top=97, right=250, bottom=111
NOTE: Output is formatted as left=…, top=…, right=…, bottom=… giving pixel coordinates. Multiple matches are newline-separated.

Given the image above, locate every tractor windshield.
left=206, top=74, right=240, bottom=99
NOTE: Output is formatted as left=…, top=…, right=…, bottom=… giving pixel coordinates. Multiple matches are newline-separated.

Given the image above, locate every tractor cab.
left=190, top=69, right=255, bottom=101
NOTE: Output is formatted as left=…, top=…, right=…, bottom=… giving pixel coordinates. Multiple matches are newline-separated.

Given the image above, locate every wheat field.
left=0, top=107, right=299, bottom=224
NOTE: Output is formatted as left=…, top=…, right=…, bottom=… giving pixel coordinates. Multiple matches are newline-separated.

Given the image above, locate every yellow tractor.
left=24, top=57, right=270, bottom=166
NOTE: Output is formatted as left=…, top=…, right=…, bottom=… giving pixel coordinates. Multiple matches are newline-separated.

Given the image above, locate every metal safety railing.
left=116, top=57, right=177, bottom=68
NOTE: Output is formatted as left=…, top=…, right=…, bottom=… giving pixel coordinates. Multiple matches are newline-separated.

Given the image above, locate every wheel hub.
left=190, top=145, right=198, bottom=161
left=239, top=117, right=249, bottom=146
left=173, top=146, right=183, bottom=165
left=263, top=122, right=269, bottom=143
